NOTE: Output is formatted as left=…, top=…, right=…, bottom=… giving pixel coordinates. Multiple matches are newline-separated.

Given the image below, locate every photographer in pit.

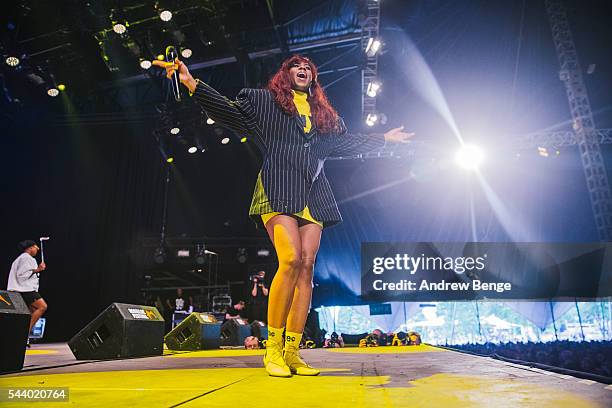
left=323, top=331, right=344, bottom=348
left=249, top=270, right=269, bottom=323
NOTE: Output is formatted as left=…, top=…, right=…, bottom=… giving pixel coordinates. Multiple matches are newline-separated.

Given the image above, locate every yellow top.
left=292, top=89, right=312, bottom=133
left=260, top=89, right=322, bottom=228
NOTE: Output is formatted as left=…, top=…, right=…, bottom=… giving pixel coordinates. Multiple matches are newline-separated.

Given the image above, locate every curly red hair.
left=267, top=55, right=340, bottom=134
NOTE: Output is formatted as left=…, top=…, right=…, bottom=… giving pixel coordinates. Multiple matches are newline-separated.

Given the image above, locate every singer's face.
left=289, top=62, right=313, bottom=91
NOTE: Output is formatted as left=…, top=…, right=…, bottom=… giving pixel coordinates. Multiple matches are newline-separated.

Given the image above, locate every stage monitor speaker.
left=164, top=312, right=221, bottom=351
left=221, top=318, right=251, bottom=346
left=0, top=290, right=30, bottom=373
left=250, top=320, right=268, bottom=340
left=68, top=303, right=164, bottom=360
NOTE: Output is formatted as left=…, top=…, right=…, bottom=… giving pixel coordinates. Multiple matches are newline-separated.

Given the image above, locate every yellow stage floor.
left=1, top=343, right=609, bottom=407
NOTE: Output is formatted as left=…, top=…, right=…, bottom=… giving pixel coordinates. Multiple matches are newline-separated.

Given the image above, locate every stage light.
left=366, top=81, right=381, bottom=97
left=195, top=244, right=206, bottom=265
left=236, top=248, right=248, bottom=264
left=365, top=113, right=378, bottom=127
left=455, top=144, right=484, bottom=170
left=187, top=146, right=198, bottom=154
left=5, top=56, right=19, bottom=67
left=166, top=156, right=174, bottom=163
left=181, top=48, right=192, bottom=58
left=538, top=147, right=549, bottom=157
left=206, top=117, right=215, bottom=125
left=153, top=246, right=167, bottom=264
left=112, top=23, right=127, bottom=34
left=159, top=10, right=173, bottom=21
left=57, top=84, right=66, bottom=91
left=257, top=248, right=270, bottom=257
left=221, top=137, right=230, bottom=144
left=47, top=87, right=59, bottom=97
left=170, top=127, right=180, bottom=135
left=240, top=137, right=247, bottom=143
left=365, top=37, right=381, bottom=57
left=140, top=59, right=152, bottom=69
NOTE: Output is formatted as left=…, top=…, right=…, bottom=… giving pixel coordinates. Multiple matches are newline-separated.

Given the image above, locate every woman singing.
left=154, top=55, right=412, bottom=377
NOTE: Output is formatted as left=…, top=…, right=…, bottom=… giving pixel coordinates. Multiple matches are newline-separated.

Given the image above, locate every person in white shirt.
left=7, top=240, right=47, bottom=335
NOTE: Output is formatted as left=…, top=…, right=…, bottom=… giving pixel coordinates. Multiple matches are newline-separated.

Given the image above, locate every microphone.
left=166, top=45, right=181, bottom=102
left=39, top=236, right=50, bottom=265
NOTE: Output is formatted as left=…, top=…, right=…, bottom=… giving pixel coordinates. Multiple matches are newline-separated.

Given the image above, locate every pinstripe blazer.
left=192, top=81, right=386, bottom=229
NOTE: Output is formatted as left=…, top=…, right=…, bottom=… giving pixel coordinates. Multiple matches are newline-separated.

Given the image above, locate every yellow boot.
left=284, top=331, right=320, bottom=376
left=284, top=347, right=320, bottom=376
left=263, top=327, right=291, bottom=377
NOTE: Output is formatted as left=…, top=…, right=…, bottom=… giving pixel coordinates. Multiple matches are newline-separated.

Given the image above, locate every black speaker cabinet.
left=68, top=303, right=164, bottom=360
left=221, top=317, right=251, bottom=346
left=164, top=312, right=221, bottom=351
left=0, top=291, right=30, bottom=373
left=250, top=320, right=268, bottom=340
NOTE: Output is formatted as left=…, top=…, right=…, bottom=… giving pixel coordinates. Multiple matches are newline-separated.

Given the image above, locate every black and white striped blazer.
left=192, top=81, right=386, bottom=229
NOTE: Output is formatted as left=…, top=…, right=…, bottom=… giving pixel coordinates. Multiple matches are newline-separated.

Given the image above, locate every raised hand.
left=152, top=58, right=197, bottom=93
left=383, top=126, right=415, bottom=143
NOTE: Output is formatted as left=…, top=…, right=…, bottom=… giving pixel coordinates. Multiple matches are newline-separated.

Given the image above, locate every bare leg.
left=286, top=222, right=322, bottom=333
left=29, top=298, right=47, bottom=332
left=264, top=215, right=302, bottom=329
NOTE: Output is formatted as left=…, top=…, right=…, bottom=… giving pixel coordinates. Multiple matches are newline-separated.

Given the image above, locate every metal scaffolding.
left=546, top=0, right=612, bottom=240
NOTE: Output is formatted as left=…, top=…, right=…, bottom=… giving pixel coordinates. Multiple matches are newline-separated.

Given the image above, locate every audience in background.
left=450, top=340, right=611, bottom=377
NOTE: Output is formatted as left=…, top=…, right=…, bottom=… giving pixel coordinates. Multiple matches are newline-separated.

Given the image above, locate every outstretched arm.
left=153, top=58, right=260, bottom=139
left=329, top=121, right=414, bottom=157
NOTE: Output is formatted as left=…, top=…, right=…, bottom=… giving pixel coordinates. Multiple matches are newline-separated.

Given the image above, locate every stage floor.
left=0, top=343, right=610, bottom=407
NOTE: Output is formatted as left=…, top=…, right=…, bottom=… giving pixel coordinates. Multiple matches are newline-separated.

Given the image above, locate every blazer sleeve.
left=191, top=81, right=264, bottom=148
left=329, top=118, right=386, bottom=157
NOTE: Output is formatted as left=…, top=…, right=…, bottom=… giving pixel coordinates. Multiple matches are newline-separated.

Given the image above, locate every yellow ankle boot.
left=263, top=327, right=291, bottom=377
left=284, top=331, right=320, bottom=376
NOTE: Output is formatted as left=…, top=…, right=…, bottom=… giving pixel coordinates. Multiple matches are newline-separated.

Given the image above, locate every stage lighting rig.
left=5, top=56, right=20, bottom=67
left=366, top=81, right=381, bottom=97
left=365, top=37, right=381, bottom=57
left=195, top=243, right=206, bottom=265
left=154, top=246, right=167, bottom=264
left=365, top=113, right=378, bottom=127
left=180, top=48, right=192, bottom=58
left=159, top=10, right=173, bottom=22
left=139, top=59, right=152, bottom=69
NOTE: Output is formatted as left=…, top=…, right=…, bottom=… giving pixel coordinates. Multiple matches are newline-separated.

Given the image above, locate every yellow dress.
left=261, top=90, right=323, bottom=228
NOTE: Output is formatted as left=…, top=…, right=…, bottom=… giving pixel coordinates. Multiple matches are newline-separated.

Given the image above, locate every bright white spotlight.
left=206, top=117, right=215, bottom=125
left=455, top=145, right=484, bottom=170
left=365, top=113, right=378, bottom=127
left=221, top=137, right=230, bottom=144
left=112, top=23, right=127, bottom=34
left=47, top=88, right=59, bottom=97
left=187, top=146, right=198, bottom=154
left=366, top=81, right=381, bottom=97
left=170, top=127, right=180, bottom=135
left=159, top=10, right=173, bottom=21
left=5, top=56, right=20, bottom=67
left=181, top=48, right=192, bottom=58
left=140, top=59, right=152, bottom=69
left=365, top=38, right=381, bottom=57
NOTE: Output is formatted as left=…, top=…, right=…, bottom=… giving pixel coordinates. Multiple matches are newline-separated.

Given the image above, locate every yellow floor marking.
left=326, top=344, right=445, bottom=353
left=164, top=349, right=265, bottom=358
left=0, top=367, right=599, bottom=407
left=25, top=349, right=58, bottom=355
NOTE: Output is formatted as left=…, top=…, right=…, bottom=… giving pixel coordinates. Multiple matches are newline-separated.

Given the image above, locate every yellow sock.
left=285, top=331, right=302, bottom=350
left=268, top=326, right=285, bottom=348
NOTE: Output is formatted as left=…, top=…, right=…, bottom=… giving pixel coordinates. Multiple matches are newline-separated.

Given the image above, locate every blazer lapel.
left=292, top=114, right=317, bottom=140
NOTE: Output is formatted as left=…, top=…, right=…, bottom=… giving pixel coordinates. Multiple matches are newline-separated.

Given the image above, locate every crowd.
left=450, top=340, right=611, bottom=377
